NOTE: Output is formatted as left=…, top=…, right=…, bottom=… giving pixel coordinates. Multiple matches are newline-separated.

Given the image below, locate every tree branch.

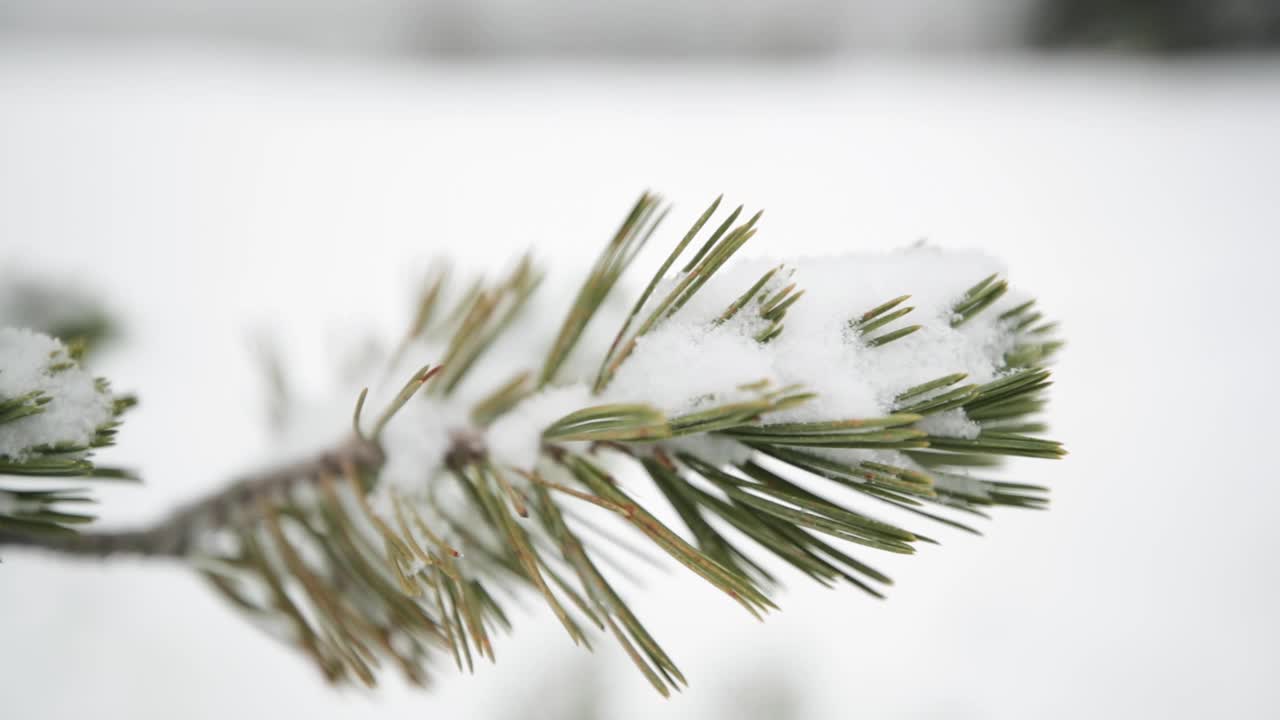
left=0, top=435, right=384, bottom=560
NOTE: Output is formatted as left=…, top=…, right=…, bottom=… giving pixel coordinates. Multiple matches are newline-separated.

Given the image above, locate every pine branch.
left=0, top=329, right=137, bottom=535
left=0, top=435, right=383, bottom=559
left=0, top=192, right=1065, bottom=695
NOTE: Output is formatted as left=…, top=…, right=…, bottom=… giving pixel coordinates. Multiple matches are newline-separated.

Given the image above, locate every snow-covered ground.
left=2, top=46, right=1278, bottom=718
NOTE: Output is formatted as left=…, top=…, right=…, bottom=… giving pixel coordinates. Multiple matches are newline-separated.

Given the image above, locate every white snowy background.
left=2, top=29, right=1279, bottom=720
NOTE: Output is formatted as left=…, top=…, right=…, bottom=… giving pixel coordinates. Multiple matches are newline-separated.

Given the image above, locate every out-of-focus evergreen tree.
left=1031, top=0, right=1280, bottom=52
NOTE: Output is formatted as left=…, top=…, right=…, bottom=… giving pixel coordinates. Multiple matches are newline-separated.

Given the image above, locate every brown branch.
left=0, top=435, right=384, bottom=560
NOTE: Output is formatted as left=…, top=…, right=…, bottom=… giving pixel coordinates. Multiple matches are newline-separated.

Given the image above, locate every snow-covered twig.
left=0, top=193, right=1064, bottom=695
left=0, top=328, right=136, bottom=535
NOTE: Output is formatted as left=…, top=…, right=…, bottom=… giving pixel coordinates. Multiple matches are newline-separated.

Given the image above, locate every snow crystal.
left=603, top=317, right=775, bottom=416
left=378, top=393, right=472, bottom=495
left=0, top=327, right=114, bottom=460
left=931, top=472, right=992, bottom=500
left=646, top=434, right=754, bottom=468
left=487, top=384, right=592, bottom=471
left=915, top=408, right=981, bottom=439
left=602, top=246, right=1023, bottom=424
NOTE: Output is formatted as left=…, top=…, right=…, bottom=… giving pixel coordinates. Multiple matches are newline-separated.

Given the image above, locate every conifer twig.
left=0, top=435, right=383, bottom=558
left=1, top=192, right=1065, bottom=694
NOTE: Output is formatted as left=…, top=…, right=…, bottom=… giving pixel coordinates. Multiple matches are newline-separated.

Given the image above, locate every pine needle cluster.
left=0, top=193, right=1063, bottom=695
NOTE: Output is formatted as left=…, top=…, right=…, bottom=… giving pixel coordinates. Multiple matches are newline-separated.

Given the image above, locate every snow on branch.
left=0, top=328, right=136, bottom=534
left=0, top=193, right=1063, bottom=696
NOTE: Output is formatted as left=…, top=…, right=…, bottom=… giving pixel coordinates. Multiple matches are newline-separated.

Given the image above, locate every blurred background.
left=2, top=1, right=1279, bottom=718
